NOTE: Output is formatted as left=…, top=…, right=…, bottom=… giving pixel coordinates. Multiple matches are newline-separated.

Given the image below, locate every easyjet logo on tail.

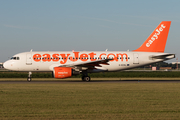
left=146, top=24, right=166, bottom=47
left=33, top=52, right=129, bottom=64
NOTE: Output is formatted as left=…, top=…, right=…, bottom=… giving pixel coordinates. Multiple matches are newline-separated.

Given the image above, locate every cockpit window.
left=11, top=57, right=20, bottom=60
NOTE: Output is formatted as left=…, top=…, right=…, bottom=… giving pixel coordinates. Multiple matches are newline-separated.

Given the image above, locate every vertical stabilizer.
left=133, top=21, right=171, bottom=52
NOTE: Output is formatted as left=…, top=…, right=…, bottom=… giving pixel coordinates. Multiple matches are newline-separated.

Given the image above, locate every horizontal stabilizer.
left=150, top=54, right=175, bottom=60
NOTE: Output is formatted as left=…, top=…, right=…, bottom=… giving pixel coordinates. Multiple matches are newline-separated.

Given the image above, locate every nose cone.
left=3, top=61, right=12, bottom=70
left=3, top=61, right=8, bottom=69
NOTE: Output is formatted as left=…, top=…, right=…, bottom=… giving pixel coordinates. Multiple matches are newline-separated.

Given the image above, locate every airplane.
left=3, top=21, right=175, bottom=82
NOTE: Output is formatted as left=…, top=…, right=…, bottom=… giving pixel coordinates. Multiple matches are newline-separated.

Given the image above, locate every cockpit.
left=10, top=57, right=20, bottom=60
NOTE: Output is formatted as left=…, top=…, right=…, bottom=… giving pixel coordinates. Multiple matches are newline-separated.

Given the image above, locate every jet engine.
left=53, top=67, right=80, bottom=79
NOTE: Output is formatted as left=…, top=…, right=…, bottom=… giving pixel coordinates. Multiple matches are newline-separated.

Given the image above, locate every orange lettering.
left=69, top=52, right=79, bottom=62
left=117, top=53, right=128, bottom=61
left=99, top=53, right=106, bottom=60
left=60, top=54, right=70, bottom=64
left=42, top=54, right=51, bottom=62
left=107, top=53, right=117, bottom=61
left=33, top=52, right=128, bottom=63
left=80, top=53, right=88, bottom=62
left=52, top=54, right=59, bottom=62
left=33, top=54, right=41, bottom=62
left=88, top=52, right=96, bottom=61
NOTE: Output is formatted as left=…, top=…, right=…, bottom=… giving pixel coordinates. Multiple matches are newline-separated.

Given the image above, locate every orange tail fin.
left=133, top=21, right=171, bottom=52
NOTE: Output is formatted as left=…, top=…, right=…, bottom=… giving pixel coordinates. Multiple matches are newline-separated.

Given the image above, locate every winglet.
left=133, top=21, right=171, bottom=52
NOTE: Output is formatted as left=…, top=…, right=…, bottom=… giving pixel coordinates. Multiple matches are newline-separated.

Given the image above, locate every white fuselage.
left=3, top=51, right=174, bottom=72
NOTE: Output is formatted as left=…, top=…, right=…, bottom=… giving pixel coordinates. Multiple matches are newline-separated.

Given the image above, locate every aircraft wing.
left=60, top=59, right=112, bottom=70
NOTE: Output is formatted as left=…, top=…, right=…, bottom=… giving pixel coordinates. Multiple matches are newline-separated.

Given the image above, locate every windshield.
left=10, top=57, right=20, bottom=60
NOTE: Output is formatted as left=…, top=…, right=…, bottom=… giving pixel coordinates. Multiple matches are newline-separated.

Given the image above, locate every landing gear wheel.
left=81, top=71, right=91, bottom=82
left=84, top=76, right=91, bottom=82
left=27, top=77, right=31, bottom=82
left=27, top=72, right=32, bottom=82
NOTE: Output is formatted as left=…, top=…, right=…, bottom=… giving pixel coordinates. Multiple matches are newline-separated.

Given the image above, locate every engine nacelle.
left=53, top=67, right=72, bottom=79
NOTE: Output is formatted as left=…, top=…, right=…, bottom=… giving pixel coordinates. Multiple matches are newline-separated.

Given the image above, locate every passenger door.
left=133, top=53, right=139, bottom=64
left=26, top=54, right=32, bottom=65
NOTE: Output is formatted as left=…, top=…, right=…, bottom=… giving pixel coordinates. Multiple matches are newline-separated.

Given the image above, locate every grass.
left=2, top=71, right=180, bottom=78
left=1, top=83, right=180, bottom=119
left=2, top=77, right=180, bottom=81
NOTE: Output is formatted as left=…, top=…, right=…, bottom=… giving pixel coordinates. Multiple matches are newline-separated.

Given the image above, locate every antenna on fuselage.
left=30, top=49, right=33, bottom=52
left=105, top=49, right=108, bottom=51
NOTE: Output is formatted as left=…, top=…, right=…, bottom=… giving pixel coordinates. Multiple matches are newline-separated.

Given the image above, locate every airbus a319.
left=3, top=21, right=175, bottom=82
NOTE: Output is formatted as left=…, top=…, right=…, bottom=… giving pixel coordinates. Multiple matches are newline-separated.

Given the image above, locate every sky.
left=0, top=0, right=180, bottom=63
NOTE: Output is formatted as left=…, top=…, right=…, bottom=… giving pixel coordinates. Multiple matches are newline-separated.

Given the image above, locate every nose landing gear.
left=27, top=72, right=32, bottom=82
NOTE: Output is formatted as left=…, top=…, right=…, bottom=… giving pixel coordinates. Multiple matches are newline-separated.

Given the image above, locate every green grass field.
left=1, top=83, right=180, bottom=119
left=1, top=71, right=180, bottom=78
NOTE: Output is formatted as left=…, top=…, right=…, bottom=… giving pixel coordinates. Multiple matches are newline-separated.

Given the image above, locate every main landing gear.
left=82, top=76, right=91, bottom=82
left=27, top=72, right=32, bottom=82
left=81, top=71, right=91, bottom=82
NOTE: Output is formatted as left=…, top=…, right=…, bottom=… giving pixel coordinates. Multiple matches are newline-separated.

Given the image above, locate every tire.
left=27, top=77, right=31, bottom=82
left=84, top=76, right=90, bottom=82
